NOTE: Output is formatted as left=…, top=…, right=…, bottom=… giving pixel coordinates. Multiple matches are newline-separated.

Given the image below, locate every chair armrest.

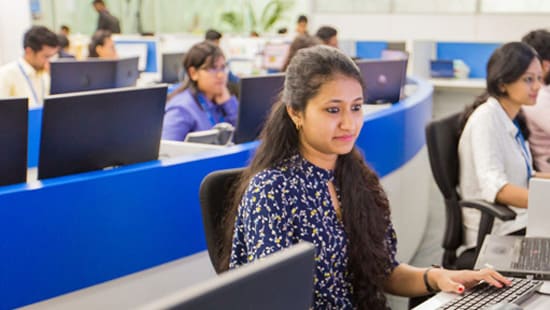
left=459, top=200, right=516, bottom=221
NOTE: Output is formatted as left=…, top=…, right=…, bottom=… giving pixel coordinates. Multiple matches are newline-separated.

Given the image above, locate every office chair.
left=425, top=112, right=517, bottom=269
left=199, top=167, right=245, bottom=274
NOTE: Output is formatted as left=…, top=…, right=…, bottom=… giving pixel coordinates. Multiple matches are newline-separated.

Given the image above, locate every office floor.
left=387, top=87, right=480, bottom=309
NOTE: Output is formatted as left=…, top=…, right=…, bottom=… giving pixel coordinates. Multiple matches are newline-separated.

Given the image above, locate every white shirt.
left=523, top=84, right=550, bottom=172
left=0, top=58, right=50, bottom=107
left=458, top=97, right=532, bottom=249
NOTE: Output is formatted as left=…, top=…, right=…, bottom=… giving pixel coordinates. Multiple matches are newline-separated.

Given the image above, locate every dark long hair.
left=222, top=45, right=392, bottom=309
left=166, top=41, right=224, bottom=101
left=460, top=42, right=540, bottom=138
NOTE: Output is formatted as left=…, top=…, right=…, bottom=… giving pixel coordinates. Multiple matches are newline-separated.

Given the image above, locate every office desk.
left=430, top=78, right=485, bottom=90
left=2, top=77, right=433, bottom=309
left=414, top=289, right=550, bottom=309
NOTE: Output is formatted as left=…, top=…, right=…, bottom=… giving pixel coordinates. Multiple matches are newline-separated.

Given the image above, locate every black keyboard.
left=511, top=238, right=550, bottom=271
left=438, top=278, right=542, bottom=309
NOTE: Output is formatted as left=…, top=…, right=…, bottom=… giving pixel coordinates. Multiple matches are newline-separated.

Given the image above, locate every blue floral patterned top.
left=229, top=153, right=399, bottom=309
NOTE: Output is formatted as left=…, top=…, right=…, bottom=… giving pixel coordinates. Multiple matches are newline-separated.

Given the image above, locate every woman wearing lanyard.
left=161, top=41, right=238, bottom=141
left=458, top=42, right=550, bottom=252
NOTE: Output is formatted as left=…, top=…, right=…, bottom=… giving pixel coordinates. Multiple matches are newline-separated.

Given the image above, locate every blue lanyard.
left=18, top=62, right=44, bottom=105
left=513, top=119, right=532, bottom=183
left=196, top=93, right=224, bottom=127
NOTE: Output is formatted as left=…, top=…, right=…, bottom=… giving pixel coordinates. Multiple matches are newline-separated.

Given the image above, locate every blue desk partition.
left=28, top=107, right=41, bottom=168
left=355, top=41, right=388, bottom=59
left=0, top=77, right=432, bottom=309
left=436, top=42, right=501, bottom=78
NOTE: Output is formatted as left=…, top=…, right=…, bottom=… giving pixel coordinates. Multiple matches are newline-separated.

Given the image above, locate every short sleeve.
left=385, top=221, right=399, bottom=273
left=230, top=171, right=293, bottom=265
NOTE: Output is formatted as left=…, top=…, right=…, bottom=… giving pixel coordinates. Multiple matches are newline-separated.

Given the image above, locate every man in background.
left=521, top=29, right=550, bottom=172
left=0, top=26, right=58, bottom=107
left=315, top=26, right=338, bottom=48
left=205, top=29, right=222, bottom=46
left=92, top=0, right=121, bottom=34
left=295, top=15, right=308, bottom=36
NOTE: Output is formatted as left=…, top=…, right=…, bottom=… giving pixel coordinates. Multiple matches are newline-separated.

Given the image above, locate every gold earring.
left=295, top=122, right=302, bottom=131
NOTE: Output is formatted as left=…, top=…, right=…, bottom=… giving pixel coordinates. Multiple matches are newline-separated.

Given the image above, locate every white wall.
left=0, top=1, right=31, bottom=65
left=312, top=13, right=550, bottom=42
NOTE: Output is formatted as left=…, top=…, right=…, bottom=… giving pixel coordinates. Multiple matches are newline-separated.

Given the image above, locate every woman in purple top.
left=162, top=41, right=238, bottom=141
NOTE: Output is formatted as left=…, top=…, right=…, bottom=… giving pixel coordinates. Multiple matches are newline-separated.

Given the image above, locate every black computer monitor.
left=162, top=52, right=185, bottom=84
left=144, top=242, right=315, bottom=309
left=50, top=57, right=139, bottom=94
left=233, top=73, right=285, bottom=144
left=0, top=98, right=28, bottom=186
left=38, top=85, right=167, bottom=180
left=355, top=59, right=408, bottom=104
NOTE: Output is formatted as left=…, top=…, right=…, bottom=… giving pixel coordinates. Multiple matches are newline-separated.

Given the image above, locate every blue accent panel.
left=355, top=41, right=388, bottom=59
left=28, top=107, right=42, bottom=168
left=0, top=77, right=432, bottom=308
left=115, top=40, right=158, bottom=73
left=436, top=42, right=501, bottom=78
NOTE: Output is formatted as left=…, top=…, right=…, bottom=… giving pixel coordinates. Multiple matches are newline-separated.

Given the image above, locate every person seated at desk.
left=0, top=25, right=58, bottom=107
left=57, top=34, right=75, bottom=59
left=522, top=29, right=550, bottom=173
left=281, top=34, right=320, bottom=71
left=162, top=41, right=238, bottom=141
left=458, top=42, right=550, bottom=251
left=88, top=30, right=117, bottom=59
left=225, top=45, right=510, bottom=309
left=315, top=25, right=339, bottom=48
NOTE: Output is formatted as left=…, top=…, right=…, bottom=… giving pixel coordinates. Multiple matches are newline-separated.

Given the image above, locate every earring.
left=295, top=122, right=302, bottom=131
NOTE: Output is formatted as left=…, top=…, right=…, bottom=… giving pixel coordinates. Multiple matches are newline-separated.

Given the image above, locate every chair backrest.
left=199, top=167, right=245, bottom=274
left=425, top=112, right=464, bottom=267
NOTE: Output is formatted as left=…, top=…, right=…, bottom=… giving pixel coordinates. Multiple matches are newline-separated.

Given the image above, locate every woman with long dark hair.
left=162, top=41, right=237, bottom=141
left=225, top=45, right=509, bottom=309
left=459, top=42, right=550, bottom=251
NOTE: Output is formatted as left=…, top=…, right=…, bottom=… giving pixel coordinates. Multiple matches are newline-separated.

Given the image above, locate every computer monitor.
left=262, top=42, right=290, bottom=71
left=142, top=242, right=315, bottom=310
left=113, top=37, right=159, bottom=73
left=50, top=57, right=139, bottom=94
left=162, top=52, right=185, bottom=84
left=0, top=98, right=28, bottom=186
left=115, top=42, right=148, bottom=71
left=233, top=73, right=285, bottom=144
left=38, top=85, right=167, bottom=180
left=355, top=59, right=408, bottom=104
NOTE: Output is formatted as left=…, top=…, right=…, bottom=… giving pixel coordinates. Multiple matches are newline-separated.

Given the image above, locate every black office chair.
left=199, top=167, right=245, bottom=274
left=425, top=112, right=517, bottom=269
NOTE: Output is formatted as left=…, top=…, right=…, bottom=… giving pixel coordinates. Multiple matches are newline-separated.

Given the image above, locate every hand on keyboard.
left=433, top=267, right=512, bottom=294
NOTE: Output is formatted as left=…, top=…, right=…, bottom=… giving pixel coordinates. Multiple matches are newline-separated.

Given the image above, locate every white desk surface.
left=21, top=251, right=216, bottom=310
left=414, top=288, right=550, bottom=309
left=430, top=78, right=485, bottom=89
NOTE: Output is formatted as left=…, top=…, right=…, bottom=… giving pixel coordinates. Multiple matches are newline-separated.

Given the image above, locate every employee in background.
left=205, top=29, right=222, bottom=46
left=92, top=0, right=121, bottom=34
left=59, top=24, right=70, bottom=36
left=226, top=45, right=511, bottom=309
left=281, top=34, right=320, bottom=71
left=88, top=30, right=118, bottom=59
left=522, top=29, right=550, bottom=172
left=315, top=26, right=339, bottom=48
left=0, top=26, right=58, bottom=107
left=294, top=15, right=308, bottom=36
left=57, top=34, right=75, bottom=59
left=162, top=41, right=238, bottom=141
left=458, top=42, right=550, bottom=251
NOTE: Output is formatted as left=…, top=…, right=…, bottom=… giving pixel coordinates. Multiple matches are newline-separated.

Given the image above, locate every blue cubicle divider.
left=436, top=42, right=501, bottom=78
left=355, top=41, right=388, bottom=59
left=0, top=77, right=432, bottom=309
left=28, top=107, right=41, bottom=168
left=114, top=39, right=158, bottom=73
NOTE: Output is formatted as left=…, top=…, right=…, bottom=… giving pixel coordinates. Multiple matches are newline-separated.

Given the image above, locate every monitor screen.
left=38, top=85, right=167, bottom=180
left=262, top=42, right=290, bottom=71
left=162, top=52, right=185, bottom=84
left=113, top=38, right=159, bottom=73
left=143, top=242, right=315, bottom=310
left=115, top=42, right=148, bottom=71
left=50, top=57, right=139, bottom=94
left=233, top=73, right=285, bottom=144
left=355, top=59, right=408, bottom=104
left=0, top=97, right=28, bottom=186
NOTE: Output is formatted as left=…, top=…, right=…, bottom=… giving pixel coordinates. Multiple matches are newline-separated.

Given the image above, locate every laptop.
left=355, top=59, right=408, bottom=104
left=474, top=178, right=550, bottom=279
